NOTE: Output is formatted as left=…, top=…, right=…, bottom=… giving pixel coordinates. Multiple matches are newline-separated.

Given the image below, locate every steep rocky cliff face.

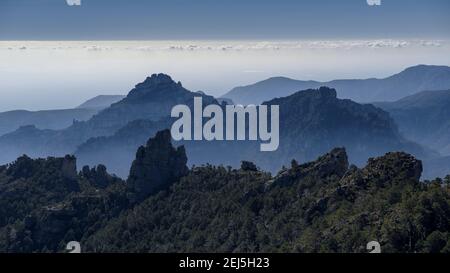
left=127, top=129, right=188, bottom=202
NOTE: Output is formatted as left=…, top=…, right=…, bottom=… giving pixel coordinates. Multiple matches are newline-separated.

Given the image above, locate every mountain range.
left=1, top=69, right=450, bottom=180
left=223, top=65, right=450, bottom=105
left=0, top=95, right=125, bottom=137
left=375, top=90, right=450, bottom=155
left=75, top=85, right=433, bottom=178
left=76, top=95, right=125, bottom=110
left=0, top=108, right=97, bottom=137
left=0, top=74, right=215, bottom=164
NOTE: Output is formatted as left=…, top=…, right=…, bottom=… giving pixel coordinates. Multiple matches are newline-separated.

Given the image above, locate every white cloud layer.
left=0, top=39, right=446, bottom=52
left=66, top=0, right=81, bottom=6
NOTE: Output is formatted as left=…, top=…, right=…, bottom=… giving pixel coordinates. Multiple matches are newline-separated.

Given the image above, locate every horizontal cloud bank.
left=0, top=40, right=447, bottom=52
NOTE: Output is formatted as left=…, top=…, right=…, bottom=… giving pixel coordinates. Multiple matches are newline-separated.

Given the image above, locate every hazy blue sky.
left=1, top=0, right=449, bottom=40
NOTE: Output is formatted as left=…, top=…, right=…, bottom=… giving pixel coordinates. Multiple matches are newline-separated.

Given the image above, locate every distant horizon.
left=0, top=38, right=449, bottom=111
left=4, top=63, right=450, bottom=113
left=0, top=59, right=449, bottom=112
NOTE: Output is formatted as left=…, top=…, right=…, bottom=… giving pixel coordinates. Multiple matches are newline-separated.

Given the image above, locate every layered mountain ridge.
left=375, top=89, right=450, bottom=155
left=73, top=86, right=433, bottom=178
left=223, top=65, right=450, bottom=105
left=0, top=74, right=216, bottom=165
left=0, top=71, right=448, bottom=180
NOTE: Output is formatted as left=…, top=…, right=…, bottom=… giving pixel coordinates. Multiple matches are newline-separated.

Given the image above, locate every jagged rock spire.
left=127, top=129, right=188, bottom=202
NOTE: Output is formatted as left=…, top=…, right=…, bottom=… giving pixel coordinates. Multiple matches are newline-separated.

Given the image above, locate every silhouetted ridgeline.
left=0, top=108, right=98, bottom=136
left=76, top=95, right=125, bottom=110
left=223, top=65, right=450, bottom=105
left=0, top=130, right=449, bottom=253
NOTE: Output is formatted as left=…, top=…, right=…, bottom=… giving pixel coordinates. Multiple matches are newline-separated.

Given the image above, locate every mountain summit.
left=126, top=74, right=184, bottom=102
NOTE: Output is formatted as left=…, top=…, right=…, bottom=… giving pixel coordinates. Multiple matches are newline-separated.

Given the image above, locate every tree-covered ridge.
left=85, top=147, right=450, bottom=253
left=0, top=130, right=449, bottom=253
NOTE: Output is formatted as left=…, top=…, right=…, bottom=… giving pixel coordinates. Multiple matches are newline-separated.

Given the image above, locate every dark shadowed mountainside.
left=247, top=87, right=433, bottom=172
left=223, top=65, right=450, bottom=105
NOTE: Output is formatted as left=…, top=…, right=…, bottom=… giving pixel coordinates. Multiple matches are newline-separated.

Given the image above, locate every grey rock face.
left=127, top=130, right=188, bottom=202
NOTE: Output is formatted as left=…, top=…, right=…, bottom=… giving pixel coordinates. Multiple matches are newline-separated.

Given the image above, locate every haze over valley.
left=1, top=40, right=450, bottom=111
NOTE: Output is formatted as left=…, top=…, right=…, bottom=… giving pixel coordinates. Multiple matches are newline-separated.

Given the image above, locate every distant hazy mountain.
left=74, top=74, right=215, bottom=137
left=375, top=90, right=450, bottom=156
left=0, top=95, right=126, bottom=137
left=223, top=65, right=450, bottom=105
left=77, top=95, right=125, bottom=110
left=74, top=87, right=434, bottom=178
left=0, top=108, right=99, bottom=136
left=246, top=87, right=433, bottom=171
left=0, top=74, right=216, bottom=165
left=223, top=77, right=321, bottom=106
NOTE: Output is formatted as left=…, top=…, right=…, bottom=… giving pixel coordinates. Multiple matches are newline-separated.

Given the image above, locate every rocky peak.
left=317, top=86, right=337, bottom=98
left=136, top=73, right=179, bottom=89
left=298, top=147, right=349, bottom=178
left=265, top=86, right=338, bottom=106
left=124, top=73, right=187, bottom=103
left=364, top=152, right=423, bottom=185
left=273, top=148, right=349, bottom=187
left=60, top=155, right=78, bottom=181
left=291, top=86, right=337, bottom=100
left=127, top=130, right=188, bottom=202
left=5, top=154, right=77, bottom=182
left=81, top=164, right=112, bottom=189
left=241, top=161, right=258, bottom=172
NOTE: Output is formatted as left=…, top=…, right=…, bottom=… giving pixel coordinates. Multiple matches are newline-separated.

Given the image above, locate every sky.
left=0, top=0, right=449, bottom=111
left=0, top=0, right=449, bottom=40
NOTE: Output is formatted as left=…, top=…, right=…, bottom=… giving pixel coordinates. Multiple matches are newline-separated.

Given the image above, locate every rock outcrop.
left=272, top=147, right=349, bottom=187
left=127, top=129, right=188, bottom=202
